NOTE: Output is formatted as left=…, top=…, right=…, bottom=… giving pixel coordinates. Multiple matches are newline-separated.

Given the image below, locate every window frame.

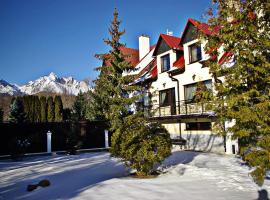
left=186, top=122, right=212, bottom=131
left=160, top=54, right=170, bottom=73
left=188, top=42, right=202, bottom=64
left=159, top=88, right=175, bottom=107
left=184, top=80, right=212, bottom=103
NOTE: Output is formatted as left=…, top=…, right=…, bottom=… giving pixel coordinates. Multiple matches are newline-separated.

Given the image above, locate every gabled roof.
left=180, top=18, right=220, bottom=45
left=153, top=34, right=182, bottom=56
left=160, top=34, right=182, bottom=49
left=188, top=18, right=220, bottom=36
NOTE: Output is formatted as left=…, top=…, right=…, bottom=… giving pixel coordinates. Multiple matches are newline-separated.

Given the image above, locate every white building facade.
left=132, top=19, right=239, bottom=154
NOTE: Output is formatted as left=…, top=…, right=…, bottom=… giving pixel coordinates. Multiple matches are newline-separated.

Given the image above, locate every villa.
left=127, top=18, right=239, bottom=155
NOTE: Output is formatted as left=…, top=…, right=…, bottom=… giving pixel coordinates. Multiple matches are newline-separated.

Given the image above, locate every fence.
left=0, top=121, right=109, bottom=155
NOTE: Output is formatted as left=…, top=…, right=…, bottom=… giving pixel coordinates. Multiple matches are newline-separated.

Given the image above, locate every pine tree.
left=73, top=91, right=86, bottom=121
left=47, top=96, right=55, bottom=122
left=0, top=107, right=3, bottom=122
left=54, top=95, right=63, bottom=122
left=89, top=9, right=172, bottom=175
left=40, top=96, right=47, bottom=122
left=8, top=97, right=27, bottom=123
left=204, top=0, right=270, bottom=185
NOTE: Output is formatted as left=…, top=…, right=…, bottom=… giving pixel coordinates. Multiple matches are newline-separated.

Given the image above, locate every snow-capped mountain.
left=0, top=79, right=23, bottom=96
left=0, top=72, right=91, bottom=96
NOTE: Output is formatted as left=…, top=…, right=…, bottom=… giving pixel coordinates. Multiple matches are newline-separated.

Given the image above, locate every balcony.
left=142, top=101, right=215, bottom=120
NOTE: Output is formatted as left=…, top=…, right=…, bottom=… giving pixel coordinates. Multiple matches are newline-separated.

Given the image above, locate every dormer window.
left=189, top=43, right=202, bottom=63
left=161, top=54, right=170, bottom=72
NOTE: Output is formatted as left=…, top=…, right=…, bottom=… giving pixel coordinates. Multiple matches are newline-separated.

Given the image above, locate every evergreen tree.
left=89, top=9, right=172, bottom=175
left=22, top=96, right=30, bottom=121
left=47, top=96, right=55, bottom=122
left=0, top=107, right=3, bottom=122
left=8, top=97, right=27, bottom=123
left=34, top=96, right=41, bottom=122
left=73, top=91, right=86, bottom=121
left=89, top=8, right=137, bottom=130
left=54, top=95, right=63, bottom=122
left=40, top=96, right=47, bottom=122
left=204, top=0, right=270, bottom=185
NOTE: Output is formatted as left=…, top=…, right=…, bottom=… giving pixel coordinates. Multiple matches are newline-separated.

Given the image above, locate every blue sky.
left=0, top=0, right=211, bottom=85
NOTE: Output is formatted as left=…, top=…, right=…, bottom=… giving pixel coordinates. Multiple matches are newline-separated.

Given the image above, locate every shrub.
left=112, top=115, right=172, bottom=176
left=9, top=138, right=30, bottom=160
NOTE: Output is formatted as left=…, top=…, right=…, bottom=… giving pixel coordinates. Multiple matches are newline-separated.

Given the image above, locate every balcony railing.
left=141, top=100, right=215, bottom=118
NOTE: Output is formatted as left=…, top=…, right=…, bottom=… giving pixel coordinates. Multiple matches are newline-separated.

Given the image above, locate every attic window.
left=161, top=54, right=170, bottom=72
left=189, top=43, right=202, bottom=63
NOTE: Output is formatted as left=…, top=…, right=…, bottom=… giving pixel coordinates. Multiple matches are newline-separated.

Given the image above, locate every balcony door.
left=159, top=88, right=176, bottom=115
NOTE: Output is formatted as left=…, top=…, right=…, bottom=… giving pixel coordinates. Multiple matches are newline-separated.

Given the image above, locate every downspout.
left=168, top=72, right=182, bottom=138
left=168, top=72, right=180, bottom=114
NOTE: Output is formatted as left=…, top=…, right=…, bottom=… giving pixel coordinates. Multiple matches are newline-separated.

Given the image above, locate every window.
left=184, top=80, right=212, bottom=103
left=161, top=54, right=170, bottom=72
left=159, top=88, right=175, bottom=107
left=186, top=122, right=211, bottom=130
left=189, top=43, right=202, bottom=63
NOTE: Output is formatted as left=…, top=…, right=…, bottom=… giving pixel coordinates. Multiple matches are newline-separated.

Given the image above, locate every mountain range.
left=0, top=72, right=91, bottom=96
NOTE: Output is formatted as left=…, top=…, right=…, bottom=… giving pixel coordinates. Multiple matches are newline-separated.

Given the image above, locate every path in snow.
left=0, top=151, right=269, bottom=200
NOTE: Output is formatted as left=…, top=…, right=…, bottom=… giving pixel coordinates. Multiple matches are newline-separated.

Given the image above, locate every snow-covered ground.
left=0, top=151, right=269, bottom=200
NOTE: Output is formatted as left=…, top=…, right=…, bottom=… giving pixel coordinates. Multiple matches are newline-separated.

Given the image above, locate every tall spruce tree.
left=88, top=9, right=172, bottom=175
left=8, top=97, right=27, bottom=123
left=47, top=96, right=55, bottom=122
left=204, top=0, right=270, bottom=185
left=40, top=96, right=47, bottom=122
left=89, top=8, right=138, bottom=139
left=54, top=95, right=63, bottom=122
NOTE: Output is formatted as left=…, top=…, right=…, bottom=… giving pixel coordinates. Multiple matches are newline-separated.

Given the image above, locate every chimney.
left=139, top=35, right=150, bottom=60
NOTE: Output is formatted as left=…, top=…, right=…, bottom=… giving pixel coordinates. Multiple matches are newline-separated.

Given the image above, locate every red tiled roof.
left=188, top=18, right=220, bottom=36
left=119, top=46, right=140, bottom=66
left=173, top=56, right=185, bottom=70
left=160, top=34, right=182, bottom=50
left=150, top=65, right=157, bottom=78
left=153, top=34, right=183, bottom=56
left=138, top=58, right=157, bottom=77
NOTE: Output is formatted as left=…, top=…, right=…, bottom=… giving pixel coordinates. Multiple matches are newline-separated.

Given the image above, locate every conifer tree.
left=89, top=9, right=172, bottom=175
left=22, top=96, right=30, bottom=120
left=47, top=96, right=55, bottom=122
left=40, top=96, right=47, bottom=122
left=54, top=95, right=63, bottom=122
left=73, top=91, right=86, bottom=121
left=8, top=97, right=27, bottom=123
left=0, top=107, right=3, bottom=122
left=90, top=8, right=137, bottom=130
left=204, top=0, right=270, bottom=185
left=34, top=96, right=41, bottom=122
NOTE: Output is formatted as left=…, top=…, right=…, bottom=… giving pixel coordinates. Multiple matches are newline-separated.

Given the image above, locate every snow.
left=0, top=79, right=22, bottom=96
left=0, top=151, right=269, bottom=200
left=0, top=73, right=91, bottom=96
